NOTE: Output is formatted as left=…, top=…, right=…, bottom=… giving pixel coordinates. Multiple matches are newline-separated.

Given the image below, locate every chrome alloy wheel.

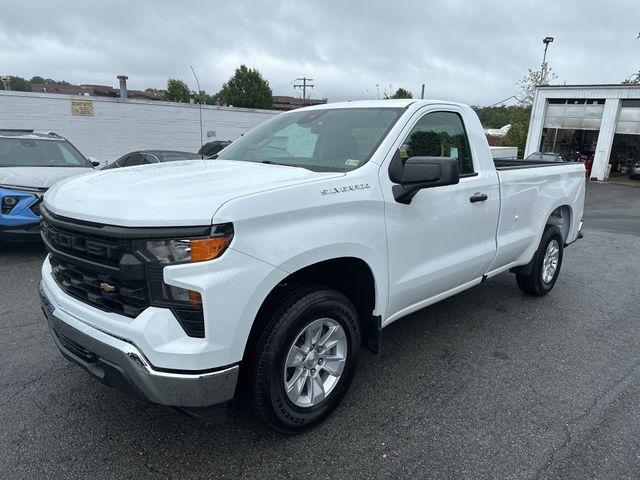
left=283, top=318, right=347, bottom=408
left=542, top=239, right=560, bottom=284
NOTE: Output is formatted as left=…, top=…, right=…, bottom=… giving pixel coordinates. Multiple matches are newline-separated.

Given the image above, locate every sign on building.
left=71, top=100, right=94, bottom=116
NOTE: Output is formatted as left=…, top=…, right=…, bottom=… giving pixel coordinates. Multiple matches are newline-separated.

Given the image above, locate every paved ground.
left=1, top=182, right=639, bottom=480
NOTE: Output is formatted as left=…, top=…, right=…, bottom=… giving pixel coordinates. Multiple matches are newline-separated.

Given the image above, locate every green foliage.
left=385, top=87, right=413, bottom=99
left=0, top=76, right=31, bottom=91
left=473, top=105, right=531, bottom=155
left=165, top=79, right=191, bottom=103
left=193, top=89, right=217, bottom=105
left=503, top=107, right=531, bottom=154
left=472, top=105, right=525, bottom=129
left=622, top=71, right=640, bottom=84
left=216, top=65, right=273, bottom=109
left=29, top=76, right=68, bottom=85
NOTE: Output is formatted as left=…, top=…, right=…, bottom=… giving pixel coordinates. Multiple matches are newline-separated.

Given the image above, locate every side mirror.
left=87, top=156, right=102, bottom=168
left=389, top=152, right=459, bottom=204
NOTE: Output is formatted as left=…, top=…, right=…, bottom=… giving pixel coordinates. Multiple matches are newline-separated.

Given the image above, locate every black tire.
left=248, top=284, right=361, bottom=434
left=516, top=225, right=564, bottom=296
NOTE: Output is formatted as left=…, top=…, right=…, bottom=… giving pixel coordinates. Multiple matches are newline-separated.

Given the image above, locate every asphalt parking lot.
left=1, top=182, right=639, bottom=480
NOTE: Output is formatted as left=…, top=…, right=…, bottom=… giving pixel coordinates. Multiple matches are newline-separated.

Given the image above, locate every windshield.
left=216, top=107, right=404, bottom=172
left=0, top=138, right=91, bottom=168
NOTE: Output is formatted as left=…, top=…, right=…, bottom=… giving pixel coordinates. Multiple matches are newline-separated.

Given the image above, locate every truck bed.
left=494, top=159, right=583, bottom=170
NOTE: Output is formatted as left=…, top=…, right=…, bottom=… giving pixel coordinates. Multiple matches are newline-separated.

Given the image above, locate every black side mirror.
left=389, top=152, right=459, bottom=204
left=91, top=161, right=101, bottom=167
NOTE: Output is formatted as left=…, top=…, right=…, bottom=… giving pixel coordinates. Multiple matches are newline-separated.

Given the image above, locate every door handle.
left=469, top=192, right=488, bottom=203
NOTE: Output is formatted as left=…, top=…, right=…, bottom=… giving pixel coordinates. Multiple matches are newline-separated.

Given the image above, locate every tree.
left=385, top=87, right=413, bottom=99
left=216, top=65, right=273, bottom=109
left=29, top=76, right=68, bottom=85
left=622, top=71, right=640, bottom=84
left=165, top=79, right=191, bottom=103
left=516, top=64, right=557, bottom=107
left=503, top=107, right=531, bottom=155
left=193, top=90, right=217, bottom=105
left=0, top=76, right=31, bottom=91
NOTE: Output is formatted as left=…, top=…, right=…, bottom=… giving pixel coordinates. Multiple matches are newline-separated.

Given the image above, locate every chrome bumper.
left=39, top=281, right=238, bottom=408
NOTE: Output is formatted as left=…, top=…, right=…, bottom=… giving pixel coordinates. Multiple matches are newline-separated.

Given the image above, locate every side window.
left=144, top=154, right=159, bottom=164
left=124, top=153, right=145, bottom=167
left=401, top=111, right=474, bottom=175
left=112, top=155, right=128, bottom=167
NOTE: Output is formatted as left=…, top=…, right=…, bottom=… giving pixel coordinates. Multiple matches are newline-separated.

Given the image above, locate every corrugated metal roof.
left=538, top=84, right=640, bottom=89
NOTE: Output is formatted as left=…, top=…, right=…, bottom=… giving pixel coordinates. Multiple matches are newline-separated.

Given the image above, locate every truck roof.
left=298, top=99, right=467, bottom=110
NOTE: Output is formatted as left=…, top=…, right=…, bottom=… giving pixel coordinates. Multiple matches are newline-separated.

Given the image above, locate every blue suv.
left=0, top=130, right=96, bottom=243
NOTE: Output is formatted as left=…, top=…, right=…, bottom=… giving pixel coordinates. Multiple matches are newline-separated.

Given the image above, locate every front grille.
left=42, top=217, right=149, bottom=318
left=50, top=255, right=149, bottom=317
left=41, top=220, right=130, bottom=267
left=41, top=207, right=206, bottom=337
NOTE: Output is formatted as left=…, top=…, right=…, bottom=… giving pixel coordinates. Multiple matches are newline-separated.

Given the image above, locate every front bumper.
left=0, top=221, right=41, bottom=241
left=0, top=186, right=42, bottom=241
left=39, top=280, right=239, bottom=407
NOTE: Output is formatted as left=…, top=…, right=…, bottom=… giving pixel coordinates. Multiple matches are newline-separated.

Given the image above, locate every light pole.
left=541, top=36, right=554, bottom=84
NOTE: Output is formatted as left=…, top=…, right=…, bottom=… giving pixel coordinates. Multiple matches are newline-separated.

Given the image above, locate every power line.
left=486, top=95, right=521, bottom=108
left=293, top=77, right=314, bottom=105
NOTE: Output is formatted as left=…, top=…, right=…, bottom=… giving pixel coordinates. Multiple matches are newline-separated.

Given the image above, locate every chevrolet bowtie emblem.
left=100, top=282, right=116, bottom=293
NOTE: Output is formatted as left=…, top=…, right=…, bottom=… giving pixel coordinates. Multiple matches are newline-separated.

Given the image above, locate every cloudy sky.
left=1, top=0, right=639, bottom=106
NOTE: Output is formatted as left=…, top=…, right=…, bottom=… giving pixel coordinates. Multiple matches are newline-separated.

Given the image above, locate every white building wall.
left=0, top=91, right=277, bottom=162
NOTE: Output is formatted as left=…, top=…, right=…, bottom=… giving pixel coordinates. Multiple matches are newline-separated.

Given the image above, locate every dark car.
left=197, top=140, right=232, bottom=158
left=102, top=150, right=202, bottom=169
left=525, top=152, right=566, bottom=162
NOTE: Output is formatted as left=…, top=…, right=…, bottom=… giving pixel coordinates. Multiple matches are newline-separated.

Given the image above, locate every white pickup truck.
left=39, top=100, right=585, bottom=433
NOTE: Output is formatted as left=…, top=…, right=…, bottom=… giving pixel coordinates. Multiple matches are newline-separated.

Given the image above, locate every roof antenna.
left=190, top=65, right=205, bottom=159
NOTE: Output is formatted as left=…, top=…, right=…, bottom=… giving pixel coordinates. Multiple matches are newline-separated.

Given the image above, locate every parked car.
left=102, top=150, right=202, bottom=169
left=525, top=152, right=566, bottom=162
left=0, top=129, right=97, bottom=243
left=198, top=140, right=232, bottom=158
left=39, top=100, right=585, bottom=433
left=629, top=161, right=640, bottom=180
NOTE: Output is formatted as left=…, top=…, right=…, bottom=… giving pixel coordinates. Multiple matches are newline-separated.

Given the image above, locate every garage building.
left=525, top=84, right=640, bottom=181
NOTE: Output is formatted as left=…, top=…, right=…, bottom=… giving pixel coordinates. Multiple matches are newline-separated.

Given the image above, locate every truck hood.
left=44, top=160, right=343, bottom=226
left=0, top=166, right=93, bottom=190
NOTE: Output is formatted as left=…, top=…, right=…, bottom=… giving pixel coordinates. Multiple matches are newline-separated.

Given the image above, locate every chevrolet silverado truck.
left=38, top=100, right=585, bottom=433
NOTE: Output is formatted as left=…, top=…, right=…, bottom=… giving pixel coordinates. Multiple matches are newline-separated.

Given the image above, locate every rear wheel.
left=248, top=285, right=361, bottom=434
left=516, top=225, right=564, bottom=296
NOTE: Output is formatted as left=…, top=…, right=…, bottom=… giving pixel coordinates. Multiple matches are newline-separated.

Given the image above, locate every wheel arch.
left=546, top=204, right=572, bottom=245
left=242, top=256, right=381, bottom=363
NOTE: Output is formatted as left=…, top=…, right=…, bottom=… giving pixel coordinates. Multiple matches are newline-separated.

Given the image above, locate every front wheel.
left=248, top=285, right=361, bottom=434
left=516, top=225, right=564, bottom=296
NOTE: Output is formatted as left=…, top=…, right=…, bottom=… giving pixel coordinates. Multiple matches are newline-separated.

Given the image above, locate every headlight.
left=145, top=223, right=233, bottom=264
left=141, top=223, right=234, bottom=323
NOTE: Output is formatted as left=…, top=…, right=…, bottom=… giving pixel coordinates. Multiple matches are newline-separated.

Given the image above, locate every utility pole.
left=541, top=36, right=554, bottom=84
left=421, top=83, right=425, bottom=99
left=294, top=77, right=314, bottom=105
